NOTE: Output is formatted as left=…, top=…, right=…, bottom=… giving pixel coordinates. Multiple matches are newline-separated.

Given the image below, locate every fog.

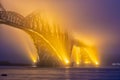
left=0, top=0, right=120, bottom=65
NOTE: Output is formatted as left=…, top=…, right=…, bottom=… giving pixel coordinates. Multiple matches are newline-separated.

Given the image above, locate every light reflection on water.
left=0, top=67, right=120, bottom=80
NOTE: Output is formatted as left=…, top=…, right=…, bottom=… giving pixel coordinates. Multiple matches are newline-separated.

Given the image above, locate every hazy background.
left=0, top=0, right=120, bottom=66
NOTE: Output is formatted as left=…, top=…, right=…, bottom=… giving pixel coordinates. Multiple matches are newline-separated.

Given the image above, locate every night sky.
left=0, top=0, right=120, bottom=66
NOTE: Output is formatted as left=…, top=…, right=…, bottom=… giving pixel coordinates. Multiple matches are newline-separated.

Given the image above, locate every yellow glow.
left=71, top=45, right=81, bottom=65
left=33, top=59, right=37, bottom=63
left=71, top=33, right=99, bottom=66
left=76, top=62, right=80, bottom=65
left=65, top=60, right=69, bottom=64
left=83, top=48, right=99, bottom=65
left=24, top=40, right=38, bottom=64
left=95, top=62, right=99, bottom=65
left=30, top=54, right=37, bottom=63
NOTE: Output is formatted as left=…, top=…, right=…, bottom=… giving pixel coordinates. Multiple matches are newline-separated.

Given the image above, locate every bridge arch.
left=0, top=11, right=72, bottom=66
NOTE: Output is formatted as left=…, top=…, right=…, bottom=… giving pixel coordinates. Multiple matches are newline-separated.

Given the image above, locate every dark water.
left=0, top=67, right=120, bottom=80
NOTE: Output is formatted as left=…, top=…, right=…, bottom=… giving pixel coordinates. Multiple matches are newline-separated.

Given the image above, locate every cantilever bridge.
left=0, top=3, right=99, bottom=67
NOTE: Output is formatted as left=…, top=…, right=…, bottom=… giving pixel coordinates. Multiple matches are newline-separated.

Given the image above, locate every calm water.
left=0, top=67, right=120, bottom=80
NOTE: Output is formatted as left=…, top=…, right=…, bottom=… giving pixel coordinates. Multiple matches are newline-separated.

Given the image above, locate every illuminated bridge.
left=0, top=3, right=99, bottom=67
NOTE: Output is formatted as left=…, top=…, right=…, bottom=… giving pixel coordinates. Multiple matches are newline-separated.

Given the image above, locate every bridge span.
left=0, top=3, right=99, bottom=67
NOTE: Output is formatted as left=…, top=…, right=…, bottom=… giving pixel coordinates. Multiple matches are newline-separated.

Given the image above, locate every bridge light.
left=33, top=59, right=37, bottom=63
left=76, top=62, right=80, bottom=65
left=95, top=62, right=99, bottom=65
left=65, top=60, right=69, bottom=64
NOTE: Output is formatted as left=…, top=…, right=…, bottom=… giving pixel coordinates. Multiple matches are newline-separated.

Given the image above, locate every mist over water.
left=0, top=1, right=120, bottom=80
left=0, top=0, right=120, bottom=66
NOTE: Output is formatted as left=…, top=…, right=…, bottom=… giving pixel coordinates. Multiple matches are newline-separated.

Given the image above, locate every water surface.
left=0, top=67, right=120, bottom=80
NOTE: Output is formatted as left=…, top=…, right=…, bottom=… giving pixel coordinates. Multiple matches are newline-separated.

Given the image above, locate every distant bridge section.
left=0, top=11, right=26, bottom=28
